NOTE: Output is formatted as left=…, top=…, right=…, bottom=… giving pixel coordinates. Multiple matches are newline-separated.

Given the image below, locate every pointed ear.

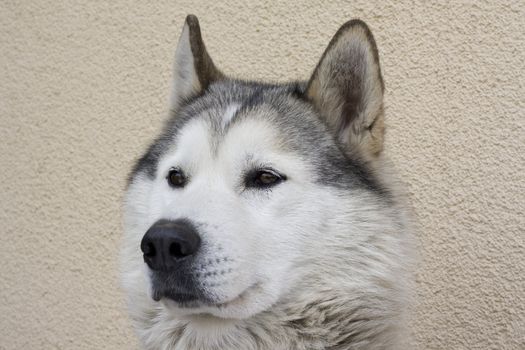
left=169, top=15, right=224, bottom=111
left=306, top=20, right=385, bottom=157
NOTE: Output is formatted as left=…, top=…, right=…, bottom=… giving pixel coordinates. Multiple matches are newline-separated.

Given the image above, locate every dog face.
left=122, top=15, right=386, bottom=321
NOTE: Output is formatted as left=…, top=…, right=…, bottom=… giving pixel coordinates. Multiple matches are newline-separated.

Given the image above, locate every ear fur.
left=169, top=15, right=224, bottom=111
left=306, top=20, right=385, bottom=157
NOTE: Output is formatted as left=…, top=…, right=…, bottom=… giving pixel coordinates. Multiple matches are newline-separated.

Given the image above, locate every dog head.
left=122, top=15, right=387, bottom=321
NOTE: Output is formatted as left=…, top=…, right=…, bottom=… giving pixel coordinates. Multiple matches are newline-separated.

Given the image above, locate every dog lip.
left=155, top=291, right=199, bottom=303
left=152, top=287, right=200, bottom=303
left=153, top=282, right=262, bottom=309
left=216, top=282, right=262, bottom=308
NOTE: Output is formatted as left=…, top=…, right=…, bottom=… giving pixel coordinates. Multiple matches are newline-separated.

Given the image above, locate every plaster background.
left=1, top=1, right=523, bottom=349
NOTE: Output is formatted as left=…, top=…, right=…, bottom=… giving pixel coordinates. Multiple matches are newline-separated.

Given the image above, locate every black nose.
left=141, top=219, right=201, bottom=271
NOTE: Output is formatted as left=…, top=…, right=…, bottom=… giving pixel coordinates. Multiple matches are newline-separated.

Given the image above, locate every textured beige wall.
left=1, top=1, right=524, bottom=349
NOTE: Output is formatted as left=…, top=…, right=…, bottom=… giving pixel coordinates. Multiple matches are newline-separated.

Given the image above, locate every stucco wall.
left=1, top=1, right=523, bottom=349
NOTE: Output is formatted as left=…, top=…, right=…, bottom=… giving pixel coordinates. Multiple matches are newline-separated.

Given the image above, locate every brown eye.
left=258, top=172, right=279, bottom=185
left=246, top=169, right=286, bottom=189
left=167, top=168, right=187, bottom=188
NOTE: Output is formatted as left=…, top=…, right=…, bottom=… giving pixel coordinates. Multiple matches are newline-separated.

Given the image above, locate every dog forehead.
left=173, top=103, right=287, bottom=162
left=170, top=81, right=316, bottom=156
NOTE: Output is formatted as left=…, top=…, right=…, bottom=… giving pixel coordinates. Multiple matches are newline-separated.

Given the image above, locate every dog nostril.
left=143, top=242, right=156, bottom=257
left=169, top=242, right=185, bottom=258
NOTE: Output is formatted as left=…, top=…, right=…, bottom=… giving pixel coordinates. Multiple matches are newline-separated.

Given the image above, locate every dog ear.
left=306, top=20, right=385, bottom=157
left=169, top=15, right=224, bottom=111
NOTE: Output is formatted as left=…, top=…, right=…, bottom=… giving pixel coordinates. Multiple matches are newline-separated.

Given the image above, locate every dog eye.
left=167, top=168, right=187, bottom=188
left=246, top=169, right=286, bottom=189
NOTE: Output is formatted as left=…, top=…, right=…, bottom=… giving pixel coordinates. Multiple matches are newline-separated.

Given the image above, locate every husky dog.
left=121, top=15, right=412, bottom=350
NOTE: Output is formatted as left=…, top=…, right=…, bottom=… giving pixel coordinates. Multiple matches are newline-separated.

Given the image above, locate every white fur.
left=221, top=104, right=240, bottom=128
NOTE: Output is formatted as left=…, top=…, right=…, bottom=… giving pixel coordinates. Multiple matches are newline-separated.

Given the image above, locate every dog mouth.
left=154, top=282, right=262, bottom=309
left=153, top=290, right=198, bottom=303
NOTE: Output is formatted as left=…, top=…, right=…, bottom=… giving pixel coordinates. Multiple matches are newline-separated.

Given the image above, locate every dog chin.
left=158, top=282, right=276, bottom=320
